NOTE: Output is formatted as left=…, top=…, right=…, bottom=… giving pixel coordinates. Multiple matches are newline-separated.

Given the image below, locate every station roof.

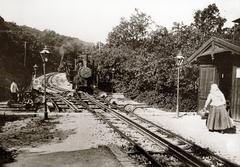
left=233, top=18, right=240, bottom=23
left=186, top=37, right=240, bottom=64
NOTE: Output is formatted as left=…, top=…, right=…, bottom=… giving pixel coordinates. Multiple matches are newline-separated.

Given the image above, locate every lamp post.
left=33, top=64, right=38, bottom=79
left=96, top=65, right=101, bottom=88
left=175, top=51, right=184, bottom=117
left=32, top=64, right=38, bottom=91
left=40, top=46, right=50, bottom=120
left=111, top=68, right=115, bottom=94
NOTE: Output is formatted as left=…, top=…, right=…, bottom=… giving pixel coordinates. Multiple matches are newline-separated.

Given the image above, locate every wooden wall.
left=198, top=65, right=217, bottom=111
left=231, top=66, right=240, bottom=121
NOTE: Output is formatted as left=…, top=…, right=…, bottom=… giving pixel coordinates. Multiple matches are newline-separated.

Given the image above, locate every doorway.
left=218, top=65, right=232, bottom=114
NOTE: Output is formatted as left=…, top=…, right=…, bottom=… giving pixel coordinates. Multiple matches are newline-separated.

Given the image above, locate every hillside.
left=0, top=16, right=93, bottom=100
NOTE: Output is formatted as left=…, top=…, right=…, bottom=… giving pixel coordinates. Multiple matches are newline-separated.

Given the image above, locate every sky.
left=0, top=0, right=240, bottom=43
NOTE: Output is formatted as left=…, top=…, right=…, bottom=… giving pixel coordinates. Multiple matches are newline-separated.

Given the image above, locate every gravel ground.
left=6, top=72, right=239, bottom=166
left=0, top=115, right=66, bottom=149
left=104, top=92, right=240, bottom=165
left=0, top=73, right=141, bottom=167
left=4, top=146, right=123, bottom=167
left=25, top=112, right=128, bottom=153
left=0, top=114, right=66, bottom=165
left=0, top=111, right=136, bottom=167
left=132, top=107, right=240, bottom=165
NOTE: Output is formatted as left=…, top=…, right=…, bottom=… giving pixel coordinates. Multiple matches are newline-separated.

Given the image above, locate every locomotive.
left=66, top=54, right=96, bottom=94
left=65, top=54, right=114, bottom=94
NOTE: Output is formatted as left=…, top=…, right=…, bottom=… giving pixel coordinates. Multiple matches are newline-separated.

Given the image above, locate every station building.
left=187, top=36, right=240, bottom=121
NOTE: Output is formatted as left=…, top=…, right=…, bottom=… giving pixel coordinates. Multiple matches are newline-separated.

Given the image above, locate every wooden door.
left=231, top=66, right=240, bottom=121
left=198, top=65, right=217, bottom=111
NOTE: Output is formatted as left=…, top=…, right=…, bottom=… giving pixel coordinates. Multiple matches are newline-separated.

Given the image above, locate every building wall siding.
left=231, top=66, right=240, bottom=120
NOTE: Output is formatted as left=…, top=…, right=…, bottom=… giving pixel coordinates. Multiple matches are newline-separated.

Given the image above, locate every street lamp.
left=175, top=51, right=184, bottom=117
left=33, top=64, right=38, bottom=79
left=32, top=64, right=38, bottom=91
left=40, top=46, right=50, bottom=120
left=111, top=68, right=115, bottom=93
left=96, top=65, right=101, bottom=88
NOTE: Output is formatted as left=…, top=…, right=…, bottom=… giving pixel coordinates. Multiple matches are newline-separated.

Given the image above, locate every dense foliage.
left=0, top=17, right=92, bottom=100
left=1, top=4, right=239, bottom=112
left=93, top=5, right=239, bottom=112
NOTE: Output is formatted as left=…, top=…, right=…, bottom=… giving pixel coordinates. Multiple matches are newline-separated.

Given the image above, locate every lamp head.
left=40, top=46, right=50, bottom=54
left=40, top=46, right=50, bottom=62
left=175, top=51, right=184, bottom=66
left=33, top=64, right=38, bottom=70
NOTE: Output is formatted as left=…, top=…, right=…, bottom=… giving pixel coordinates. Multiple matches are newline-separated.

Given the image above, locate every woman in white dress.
left=204, top=84, right=234, bottom=133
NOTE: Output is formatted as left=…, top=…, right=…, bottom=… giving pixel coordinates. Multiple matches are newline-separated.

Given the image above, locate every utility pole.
left=98, top=42, right=101, bottom=52
left=59, top=48, right=64, bottom=70
left=24, top=41, right=27, bottom=67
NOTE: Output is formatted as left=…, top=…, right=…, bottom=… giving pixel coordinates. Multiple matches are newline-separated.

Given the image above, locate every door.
left=198, top=65, right=217, bottom=111
left=218, top=64, right=232, bottom=114
left=231, top=66, right=240, bottom=120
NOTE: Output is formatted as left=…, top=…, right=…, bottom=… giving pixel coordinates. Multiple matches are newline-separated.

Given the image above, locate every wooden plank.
left=231, top=66, right=236, bottom=119
left=237, top=78, right=240, bottom=120
left=0, top=108, right=35, bottom=112
left=0, top=108, right=23, bottom=111
left=236, top=68, right=239, bottom=120
left=0, top=104, right=25, bottom=108
left=231, top=66, right=240, bottom=120
left=198, top=65, right=216, bottom=110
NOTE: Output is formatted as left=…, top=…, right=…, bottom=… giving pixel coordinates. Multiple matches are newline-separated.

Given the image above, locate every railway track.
left=43, top=73, right=240, bottom=167
left=77, top=92, right=239, bottom=167
left=99, top=96, right=240, bottom=167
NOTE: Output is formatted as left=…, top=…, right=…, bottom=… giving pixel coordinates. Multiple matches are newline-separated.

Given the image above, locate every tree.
left=107, top=9, right=152, bottom=50
left=93, top=4, right=231, bottom=112
left=193, top=3, right=226, bottom=38
left=0, top=16, right=92, bottom=100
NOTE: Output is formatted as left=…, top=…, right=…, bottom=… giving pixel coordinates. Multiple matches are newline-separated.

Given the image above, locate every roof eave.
left=186, top=37, right=240, bottom=64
